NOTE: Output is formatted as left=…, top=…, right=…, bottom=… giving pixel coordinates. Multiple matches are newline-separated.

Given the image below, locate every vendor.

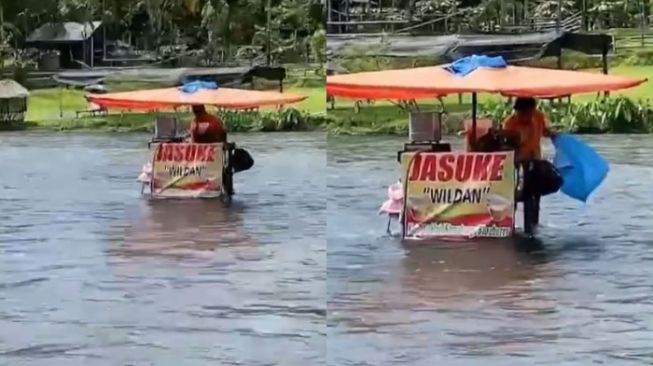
left=189, top=105, right=227, bottom=143
left=502, top=97, right=560, bottom=230
left=502, top=97, right=556, bottom=162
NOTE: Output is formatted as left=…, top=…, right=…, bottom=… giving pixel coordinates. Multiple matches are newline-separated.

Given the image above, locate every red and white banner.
left=401, top=151, right=516, bottom=239
left=150, top=143, right=224, bottom=198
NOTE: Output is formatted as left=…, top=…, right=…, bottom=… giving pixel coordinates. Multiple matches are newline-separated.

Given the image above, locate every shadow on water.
left=328, top=135, right=653, bottom=365
left=399, top=232, right=607, bottom=291
left=106, top=199, right=257, bottom=261
left=0, top=132, right=326, bottom=366
left=398, top=237, right=550, bottom=303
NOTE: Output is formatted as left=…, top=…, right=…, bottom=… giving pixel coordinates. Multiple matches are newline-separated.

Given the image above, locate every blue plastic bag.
left=443, top=55, right=507, bottom=77
left=552, top=134, right=609, bottom=202
left=178, top=80, right=219, bottom=94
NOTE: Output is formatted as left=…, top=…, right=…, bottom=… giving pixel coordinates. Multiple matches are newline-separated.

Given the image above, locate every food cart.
left=327, top=57, right=646, bottom=239
left=88, top=85, right=306, bottom=201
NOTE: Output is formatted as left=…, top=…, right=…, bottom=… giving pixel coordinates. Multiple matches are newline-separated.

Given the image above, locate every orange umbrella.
left=327, top=65, right=646, bottom=99
left=88, top=87, right=307, bottom=110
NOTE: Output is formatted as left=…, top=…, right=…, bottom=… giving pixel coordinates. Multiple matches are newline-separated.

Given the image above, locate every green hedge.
left=481, top=96, right=653, bottom=134
left=30, top=108, right=328, bottom=133
left=326, top=97, right=653, bottom=135
left=219, top=109, right=328, bottom=132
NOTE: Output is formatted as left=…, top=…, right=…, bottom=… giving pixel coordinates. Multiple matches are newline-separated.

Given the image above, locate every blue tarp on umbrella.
left=178, top=80, right=219, bottom=94
left=443, top=55, right=508, bottom=77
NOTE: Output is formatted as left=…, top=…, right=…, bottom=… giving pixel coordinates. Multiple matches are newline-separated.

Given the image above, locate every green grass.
left=328, top=65, right=653, bottom=135
left=26, top=88, right=88, bottom=121
left=19, top=63, right=653, bottom=134
left=332, top=65, right=652, bottom=107
left=599, top=65, right=653, bottom=100
left=24, top=79, right=326, bottom=131
left=292, top=85, right=326, bottom=114
left=26, top=112, right=165, bottom=132
left=28, top=108, right=328, bottom=132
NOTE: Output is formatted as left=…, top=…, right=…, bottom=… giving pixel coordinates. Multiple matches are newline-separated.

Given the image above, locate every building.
left=26, top=21, right=104, bottom=69
left=0, top=79, right=29, bottom=128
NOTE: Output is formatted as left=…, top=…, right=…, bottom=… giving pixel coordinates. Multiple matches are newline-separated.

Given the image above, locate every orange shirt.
left=192, top=112, right=226, bottom=143
left=503, top=110, right=550, bottom=161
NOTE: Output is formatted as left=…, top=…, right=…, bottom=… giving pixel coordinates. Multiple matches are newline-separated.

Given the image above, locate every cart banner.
left=150, top=143, right=224, bottom=198
left=401, top=151, right=515, bottom=239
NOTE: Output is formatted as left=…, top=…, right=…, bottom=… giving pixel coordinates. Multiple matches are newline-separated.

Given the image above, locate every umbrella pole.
left=470, top=92, right=477, bottom=151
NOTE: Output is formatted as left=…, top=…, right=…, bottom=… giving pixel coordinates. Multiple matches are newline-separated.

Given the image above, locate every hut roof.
left=26, top=21, right=102, bottom=43
left=0, top=79, right=29, bottom=99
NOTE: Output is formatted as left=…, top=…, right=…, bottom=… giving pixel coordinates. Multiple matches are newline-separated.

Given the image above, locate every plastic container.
left=409, top=111, right=442, bottom=142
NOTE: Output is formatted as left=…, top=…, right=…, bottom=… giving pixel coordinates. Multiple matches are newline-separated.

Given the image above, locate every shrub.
left=327, top=97, right=653, bottom=135
left=36, top=108, right=325, bottom=133
left=218, top=108, right=325, bottom=132
left=479, top=96, right=653, bottom=134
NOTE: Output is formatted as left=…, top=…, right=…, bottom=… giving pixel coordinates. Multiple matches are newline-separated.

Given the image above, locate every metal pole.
left=582, top=0, right=587, bottom=31
left=602, top=44, right=608, bottom=74
left=103, top=0, right=107, bottom=61
left=345, top=0, right=350, bottom=32
left=0, top=5, right=5, bottom=46
left=59, top=86, right=63, bottom=119
left=641, top=0, right=646, bottom=48
left=471, top=92, right=477, bottom=151
left=602, top=43, right=609, bottom=97
left=327, top=0, right=331, bottom=24
left=82, top=31, right=87, bottom=66
left=556, top=0, right=562, bottom=32
left=266, top=0, right=272, bottom=66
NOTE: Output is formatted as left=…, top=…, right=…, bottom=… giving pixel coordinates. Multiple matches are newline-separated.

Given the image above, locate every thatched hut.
left=0, top=79, right=29, bottom=126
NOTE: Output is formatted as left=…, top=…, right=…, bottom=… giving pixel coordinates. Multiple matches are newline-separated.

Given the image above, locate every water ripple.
left=0, top=132, right=326, bottom=365
left=327, top=135, right=653, bottom=366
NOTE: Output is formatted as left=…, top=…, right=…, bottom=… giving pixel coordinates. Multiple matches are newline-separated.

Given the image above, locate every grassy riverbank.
left=327, top=65, right=653, bottom=135
left=23, top=79, right=326, bottom=132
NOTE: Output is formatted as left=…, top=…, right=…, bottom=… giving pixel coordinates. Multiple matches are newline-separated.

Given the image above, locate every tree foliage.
left=0, top=0, right=325, bottom=64
left=330, top=0, right=651, bottom=31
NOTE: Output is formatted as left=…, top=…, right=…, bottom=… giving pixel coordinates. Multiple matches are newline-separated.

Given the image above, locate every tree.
left=311, top=27, right=327, bottom=64
left=1, top=0, right=324, bottom=64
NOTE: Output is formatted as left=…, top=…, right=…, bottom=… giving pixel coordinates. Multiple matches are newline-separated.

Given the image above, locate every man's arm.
left=502, top=114, right=515, bottom=130
left=542, top=117, right=556, bottom=138
left=188, top=120, right=200, bottom=142
left=502, top=115, right=520, bottom=137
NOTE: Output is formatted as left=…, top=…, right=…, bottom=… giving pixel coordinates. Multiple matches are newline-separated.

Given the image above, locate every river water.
left=0, top=132, right=326, bottom=366
left=2, top=132, right=652, bottom=365
left=327, top=135, right=653, bottom=366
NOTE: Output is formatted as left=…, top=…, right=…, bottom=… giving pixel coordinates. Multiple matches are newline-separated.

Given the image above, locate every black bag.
left=232, top=148, right=254, bottom=173
left=524, top=160, right=563, bottom=197
left=475, top=128, right=521, bottom=152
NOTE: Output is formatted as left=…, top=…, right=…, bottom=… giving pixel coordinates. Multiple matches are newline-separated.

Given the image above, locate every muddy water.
left=3, top=131, right=653, bottom=365
left=0, top=132, right=326, bottom=366
left=327, top=135, right=653, bottom=366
